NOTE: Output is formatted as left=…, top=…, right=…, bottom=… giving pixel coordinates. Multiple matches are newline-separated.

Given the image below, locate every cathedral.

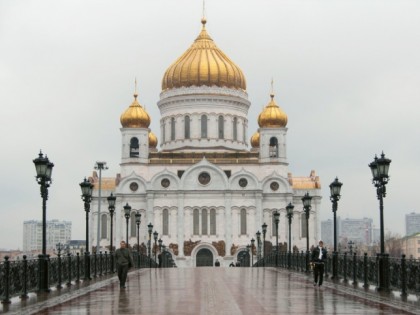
left=88, top=17, right=321, bottom=267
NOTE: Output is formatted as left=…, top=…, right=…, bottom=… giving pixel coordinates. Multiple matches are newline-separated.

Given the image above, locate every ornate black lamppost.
left=286, top=202, right=294, bottom=268
left=123, top=203, right=131, bottom=246
left=329, top=177, right=342, bottom=279
left=153, top=231, right=158, bottom=267
left=158, top=238, right=163, bottom=252
left=369, top=152, right=391, bottom=291
left=256, top=231, right=261, bottom=261
left=302, top=192, right=312, bottom=273
left=135, top=212, right=141, bottom=250
left=262, top=223, right=267, bottom=267
left=80, top=177, right=94, bottom=280
left=250, top=238, right=255, bottom=266
left=107, top=193, right=116, bottom=272
left=33, top=151, right=54, bottom=292
left=135, top=211, right=141, bottom=267
left=273, top=211, right=280, bottom=267
left=147, top=223, right=153, bottom=267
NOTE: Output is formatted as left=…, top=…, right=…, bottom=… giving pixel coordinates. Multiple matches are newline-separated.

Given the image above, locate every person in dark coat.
left=115, top=241, right=134, bottom=288
left=215, top=259, right=220, bottom=267
left=311, top=240, right=327, bottom=287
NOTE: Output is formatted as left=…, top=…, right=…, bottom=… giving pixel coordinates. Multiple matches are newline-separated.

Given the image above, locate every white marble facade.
left=88, top=19, right=322, bottom=268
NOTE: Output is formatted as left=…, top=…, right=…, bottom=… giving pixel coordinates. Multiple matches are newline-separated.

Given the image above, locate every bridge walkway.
left=2, top=267, right=419, bottom=315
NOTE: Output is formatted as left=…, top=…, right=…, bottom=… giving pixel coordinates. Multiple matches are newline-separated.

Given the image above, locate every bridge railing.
left=0, top=250, right=166, bottom=303
left=254, top=251, right=420, bottom=296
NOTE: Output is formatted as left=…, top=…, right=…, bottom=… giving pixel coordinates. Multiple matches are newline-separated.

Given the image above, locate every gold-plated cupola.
left=148, top=131, right=158, bottom=148
left=257, top=93, right=288, bottom=128
left=120, top=92, right=151, bottom=128
left=161, top=18, right=246, bottom=91
left=250, top=131, right=260, bottom=148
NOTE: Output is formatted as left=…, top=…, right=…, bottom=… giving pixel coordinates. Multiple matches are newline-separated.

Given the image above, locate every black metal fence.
left=0, top=250, right=172, bottom=304
left=254, top=251, right=420, bottom=296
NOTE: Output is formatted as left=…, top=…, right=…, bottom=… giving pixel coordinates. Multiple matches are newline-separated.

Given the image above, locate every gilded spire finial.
left=201, top=0, right=207, bottom=27
left=270, top=78, right=275, bottom=99
left=134, top=77, right=138, bottom=99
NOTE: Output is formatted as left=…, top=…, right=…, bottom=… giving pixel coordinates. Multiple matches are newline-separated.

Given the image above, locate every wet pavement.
left=2, top=267, right=419, bottom=315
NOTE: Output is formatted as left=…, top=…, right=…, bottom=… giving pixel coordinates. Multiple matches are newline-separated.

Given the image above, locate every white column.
left=255, top=193, right=263, bottom=233
left=225, top=192, right=232, bottom=255
left=177, top=193, right=184, bottom=257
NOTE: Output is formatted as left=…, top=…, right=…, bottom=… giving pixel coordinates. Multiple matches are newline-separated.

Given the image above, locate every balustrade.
left=252, top=251, right=420, bottom=297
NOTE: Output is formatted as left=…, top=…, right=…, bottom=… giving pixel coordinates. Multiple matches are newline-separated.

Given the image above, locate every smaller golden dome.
left=148, top=131, right=158, bottom=148
left=250, top=131, right=260, bottom=148
left=257, top=94, right=288, bottom=128
left=120, top=93, right=151, bottom=128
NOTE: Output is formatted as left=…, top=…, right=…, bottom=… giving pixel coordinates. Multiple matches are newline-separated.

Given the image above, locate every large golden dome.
left=120, top=93, right=151, bottom=128
left=258, top=94, right=288, bottom=128
left=161, top=18, right=246, bottom=91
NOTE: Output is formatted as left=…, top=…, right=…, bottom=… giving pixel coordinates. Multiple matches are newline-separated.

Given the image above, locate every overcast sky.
left=1, top=0, right=419, bottom=250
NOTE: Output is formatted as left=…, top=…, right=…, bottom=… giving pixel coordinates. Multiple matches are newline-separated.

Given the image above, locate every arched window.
left=202, top=209, right=208, bottom=235
left=162, top=120, right=166, bottom=143
left=185, top=116, right=190, bottom=139
left=171, top=117, right=175, bottom=141
left=201, top=115, right=207, bottom=138
left=269, top=137, right=279, bottom=158
left=218, top=116, right=224, bottom=139
left=210, top=209, right=216, bottom=235
left=130, top=137, right=139, bottom=157
left=233, top=117, right=238, bottom=141
left=301, top=213, right=308, bottom=238
left=193, top=209, right=199, bottom=235
left=240, top=208, right=247, bottom=235
left=162, top=209, right=169, bottom=235
left=101, top=214, right=107, bottom=239
left=130, top=212, right=136, bottom=237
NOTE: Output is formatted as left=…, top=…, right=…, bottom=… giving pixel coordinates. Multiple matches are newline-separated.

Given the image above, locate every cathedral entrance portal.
left=237, top=250, right=250, bottom=267
left=196, top=248, right=213, bottom=267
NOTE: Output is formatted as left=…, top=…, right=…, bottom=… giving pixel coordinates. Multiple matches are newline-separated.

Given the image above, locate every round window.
left=239, top=178, right=248, bottom=188
left=198, top=172, right=211, bottom=185
left=129, top=182, right=138, bottom=192
left=270, top=182, right=279, bottom=191
left=161, top=178, right=170, bottom=188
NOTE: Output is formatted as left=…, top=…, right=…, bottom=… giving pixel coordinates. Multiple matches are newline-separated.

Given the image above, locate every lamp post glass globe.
left=33, top=151, right=54, bottom=180
left=135, top=211, right=141, bottom=225
left=124, top=203, right=131, bottom=219
left=329, top=177, right=343, bottom=199
left=107, top=193, right=116, bottom=209
left=262, top=223, right=267, bottom=236
left=274, top=211, right=280, bottom=224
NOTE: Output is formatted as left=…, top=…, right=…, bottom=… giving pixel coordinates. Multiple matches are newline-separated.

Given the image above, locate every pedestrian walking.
left=115, top=240, right=134, bottom=288
left=311, top=240, right=327, bottom=287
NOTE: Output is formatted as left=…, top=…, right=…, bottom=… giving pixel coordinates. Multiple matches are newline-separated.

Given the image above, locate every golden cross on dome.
left=270, top=78, right=275, bottom=100
left=134, top=77, right=138, bottom=98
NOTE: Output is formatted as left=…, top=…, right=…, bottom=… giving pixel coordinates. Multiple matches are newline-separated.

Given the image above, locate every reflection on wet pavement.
left=5, top=268, right=420, bottom=315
